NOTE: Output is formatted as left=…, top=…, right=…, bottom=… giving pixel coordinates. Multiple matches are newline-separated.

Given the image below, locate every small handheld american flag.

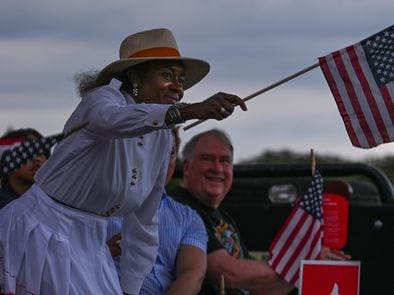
left=319, top=24, right=394, bottom=148
left=269, top=171, right=324, bottom=287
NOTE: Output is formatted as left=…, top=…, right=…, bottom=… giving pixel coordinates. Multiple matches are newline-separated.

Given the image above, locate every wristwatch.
left=165, top=103, right=190, bottom=125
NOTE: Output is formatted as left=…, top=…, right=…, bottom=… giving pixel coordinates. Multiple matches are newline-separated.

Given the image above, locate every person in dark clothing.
left=0, top=128, right=47, bottom=209
left=170, top=185, right=255, bottom=295
left=170, top=129, right=350, bottom=295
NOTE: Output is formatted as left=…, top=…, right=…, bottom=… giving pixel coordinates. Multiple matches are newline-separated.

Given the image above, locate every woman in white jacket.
left=0, top=28, right=247, bottom=295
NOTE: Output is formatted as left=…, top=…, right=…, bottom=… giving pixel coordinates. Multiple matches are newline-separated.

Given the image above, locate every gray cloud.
left=1, top=0, right=393, bottom=161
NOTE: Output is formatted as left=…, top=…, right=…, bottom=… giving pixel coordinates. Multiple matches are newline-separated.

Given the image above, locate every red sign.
left=299, top=260, right=360, bottom=295
left=322, top=193, right=349, bottom=250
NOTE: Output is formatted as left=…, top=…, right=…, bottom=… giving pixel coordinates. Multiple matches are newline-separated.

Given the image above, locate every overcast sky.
left=1, top=0, right=393, bottom=163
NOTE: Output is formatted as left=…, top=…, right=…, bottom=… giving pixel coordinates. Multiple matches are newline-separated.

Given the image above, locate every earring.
left=132, top=82, right=139, bottom=97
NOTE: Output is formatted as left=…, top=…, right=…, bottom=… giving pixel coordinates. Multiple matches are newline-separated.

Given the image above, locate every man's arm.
left=320, top=245, right=351, bottom=260
left=206, top=249, right=294, bottom=293
left=166, top=245, right=207, bottom=295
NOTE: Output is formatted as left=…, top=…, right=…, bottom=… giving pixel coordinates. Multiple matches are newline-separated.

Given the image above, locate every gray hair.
left=181, top=129, right=234, bottom=161
left=73, top=70, right=104, bottom=97
left=73, top=62, right=154, bottom=98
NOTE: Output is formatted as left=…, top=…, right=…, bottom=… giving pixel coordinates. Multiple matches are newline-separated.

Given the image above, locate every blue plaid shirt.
left=107, top=191, right=208, bottom=294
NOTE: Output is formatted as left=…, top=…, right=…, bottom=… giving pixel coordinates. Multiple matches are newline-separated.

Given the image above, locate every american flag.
left=0, top=121, right=88, bottom=177
left=0, top=134, right=62, bottom=177
left=268, top=171, right=324, bottom=287
left=319, top=25, right=394, bottom=148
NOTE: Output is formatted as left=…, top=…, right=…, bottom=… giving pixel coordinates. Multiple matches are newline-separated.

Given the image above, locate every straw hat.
left=98, top=28, right=210, bottom=90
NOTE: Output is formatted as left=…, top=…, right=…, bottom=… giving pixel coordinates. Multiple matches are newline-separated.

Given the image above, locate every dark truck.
left=173, top=162, right=394, bottom=293
left=216, top=163, right=394, bottom=294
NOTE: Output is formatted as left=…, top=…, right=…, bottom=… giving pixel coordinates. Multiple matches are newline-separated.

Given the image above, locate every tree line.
left=239, top=149, right=394, bottom=184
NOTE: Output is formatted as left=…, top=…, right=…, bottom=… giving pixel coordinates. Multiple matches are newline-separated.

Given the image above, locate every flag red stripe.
left=318, top=57, right=361, bottom=147
left=304, top=222, right=322, bottom=259
left=280, top=215, right=314, bottom=279
left=380, top=85, right=394, bottom=126
left=269, top=205, right=300, bottom=255
left=286, top=219, right=322, bottom=284
left=270, top=209, right=307, bottom=269
left=0, top=138, right=24, bottom=146
left=289, top=221, right=322, bottom=284
left=347, top=46, right=390, bottom=143
left=332, top=49, right=377, bottom=147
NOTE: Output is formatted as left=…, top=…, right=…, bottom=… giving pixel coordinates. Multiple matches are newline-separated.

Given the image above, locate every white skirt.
left=0, top=184, right=122, bottom=295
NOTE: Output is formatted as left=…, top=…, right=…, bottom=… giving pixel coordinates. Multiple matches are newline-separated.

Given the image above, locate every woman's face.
left=136, top=61, right=185, bottom=104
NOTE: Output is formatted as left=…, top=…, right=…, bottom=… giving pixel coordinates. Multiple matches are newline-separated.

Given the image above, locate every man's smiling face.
left=183, top=134, right=233, bottom=209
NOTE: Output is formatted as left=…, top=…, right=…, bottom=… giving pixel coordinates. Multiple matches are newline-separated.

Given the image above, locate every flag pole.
left=220, top=274, right=225, bottom=295
left=310, top=148, right=316, bottom=176
left=183, top=62, right=320, bottom=131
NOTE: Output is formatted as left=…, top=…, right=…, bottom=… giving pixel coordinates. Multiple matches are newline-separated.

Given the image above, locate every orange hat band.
left=128, top=47, right=181, bottom=58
